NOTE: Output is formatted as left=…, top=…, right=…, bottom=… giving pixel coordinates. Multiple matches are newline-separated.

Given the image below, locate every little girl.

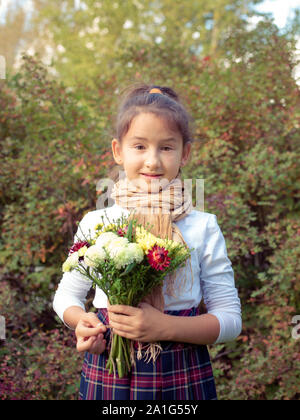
left=53, top=83, right=242, bottom=400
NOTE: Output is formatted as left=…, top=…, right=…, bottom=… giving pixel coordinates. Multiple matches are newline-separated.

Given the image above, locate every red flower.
left=147, top=245, right=170, bottom=271
left=69, top=241, right=89, bottom=260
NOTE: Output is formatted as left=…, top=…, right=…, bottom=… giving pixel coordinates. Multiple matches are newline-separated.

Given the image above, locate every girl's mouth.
left=141, top=173, right=163, bottom=178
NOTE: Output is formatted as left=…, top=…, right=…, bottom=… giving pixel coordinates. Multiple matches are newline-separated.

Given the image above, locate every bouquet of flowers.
left=62, top=211, right=192, bottom=378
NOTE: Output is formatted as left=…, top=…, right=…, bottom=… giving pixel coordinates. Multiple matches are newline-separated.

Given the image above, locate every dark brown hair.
left=109, top=82, right=195, bottom=181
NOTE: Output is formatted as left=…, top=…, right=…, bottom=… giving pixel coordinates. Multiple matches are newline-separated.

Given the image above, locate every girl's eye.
left=134, top=146, right=173, bottom=151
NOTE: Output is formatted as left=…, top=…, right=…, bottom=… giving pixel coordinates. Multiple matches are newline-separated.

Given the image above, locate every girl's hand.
left=75, top=312, right=107, bottom=354
left=107, top=302, right=166, bottom=343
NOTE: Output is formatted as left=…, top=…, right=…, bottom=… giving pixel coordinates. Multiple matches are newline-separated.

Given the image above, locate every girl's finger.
left=89, top=338, right=106, bottom=354
left=108, top=304, right=138, bottom=316
left=77, top=335, right=96, bottom=352
left=109, top=320, right=133, bottom=334
left=83, top=317, right=104, bottom=328
left=108, top=312, right=126, bottom=323
left=77, top=324, right=106, bottom=338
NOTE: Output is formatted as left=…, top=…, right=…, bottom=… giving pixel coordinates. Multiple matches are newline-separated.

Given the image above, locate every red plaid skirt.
left=79, top=307, right=217, bottom=400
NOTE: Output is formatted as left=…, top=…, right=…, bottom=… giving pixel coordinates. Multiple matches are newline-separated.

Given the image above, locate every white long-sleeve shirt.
left=53, top=203, right=242, bottom=344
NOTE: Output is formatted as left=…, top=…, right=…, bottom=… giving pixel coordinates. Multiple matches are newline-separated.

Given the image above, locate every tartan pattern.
left=79, top=307, right=217, bottom=400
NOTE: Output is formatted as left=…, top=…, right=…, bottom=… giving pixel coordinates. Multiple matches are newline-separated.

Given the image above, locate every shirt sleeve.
left=199, top=214, right=242, bottom=344
left=52, top=213, right=93, bottom=329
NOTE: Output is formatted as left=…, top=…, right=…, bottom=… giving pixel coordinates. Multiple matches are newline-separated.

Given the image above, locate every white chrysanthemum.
left=106, top=237, right=129, bottom=258
left=95, top=232, right=119, bottom=248
left=62, top=252, right=79, bottom=272
left=111, top=246, right=129, bottom=269
left=127, top=243, right=144, bottom=263
left=111, top=243, right=144, bottom=270
left=84, top=245, right=106, bottom=267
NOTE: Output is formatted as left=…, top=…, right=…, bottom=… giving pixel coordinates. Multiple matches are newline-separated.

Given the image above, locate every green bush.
left=0, top=55, right=114, bottom=298
left=0, top=281, right=83, bottom=400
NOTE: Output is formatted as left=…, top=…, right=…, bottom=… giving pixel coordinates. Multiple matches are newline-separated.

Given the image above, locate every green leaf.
left=125, top=219, right=133, bottom=242
left=120, top=261, right=136, bottom=277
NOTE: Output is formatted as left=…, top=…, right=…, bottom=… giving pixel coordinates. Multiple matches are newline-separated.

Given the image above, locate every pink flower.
left=117, top=226, right=128, bottom=237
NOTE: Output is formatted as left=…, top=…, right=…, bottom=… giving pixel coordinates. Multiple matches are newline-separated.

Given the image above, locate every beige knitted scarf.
left=110, top=174, right=194, bottom=312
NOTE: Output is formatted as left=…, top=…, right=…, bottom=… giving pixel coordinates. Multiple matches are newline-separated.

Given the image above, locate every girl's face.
left=111, top=112, right=191, bottom=191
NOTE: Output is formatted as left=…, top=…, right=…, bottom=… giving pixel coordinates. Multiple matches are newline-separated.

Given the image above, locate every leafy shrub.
left=0, top=55, right=115, bottom=299
left=0, top=281, right=83, bottom=400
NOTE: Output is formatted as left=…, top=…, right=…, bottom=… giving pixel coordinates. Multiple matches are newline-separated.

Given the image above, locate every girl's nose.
left=145, top=151, right=161, bottom=169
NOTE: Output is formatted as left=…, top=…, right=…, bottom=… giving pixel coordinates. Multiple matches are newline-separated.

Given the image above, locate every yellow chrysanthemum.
left=155, top=238, right=169, bottom=250
left=135, top=228, right=158, bottom=253
left=94, top=222, right=104, bottom=231
left=102, top=223, right=119, bottom=233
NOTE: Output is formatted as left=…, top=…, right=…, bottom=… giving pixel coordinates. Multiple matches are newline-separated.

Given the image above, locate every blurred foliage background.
left=0, top=0, right=300, bottom=400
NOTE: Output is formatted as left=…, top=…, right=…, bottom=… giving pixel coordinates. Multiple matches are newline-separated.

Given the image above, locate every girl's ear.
left=181, top=142, right=192, bottom=167
left=111, top=138, right=123, bottom=165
